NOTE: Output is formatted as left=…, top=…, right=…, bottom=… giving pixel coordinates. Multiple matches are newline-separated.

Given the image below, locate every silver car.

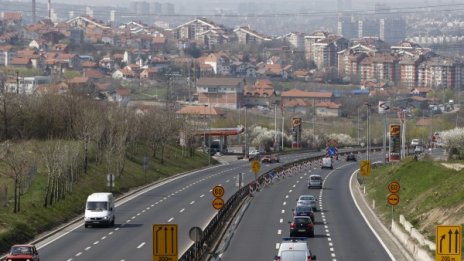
left=296, top=195, right=317, bottom=212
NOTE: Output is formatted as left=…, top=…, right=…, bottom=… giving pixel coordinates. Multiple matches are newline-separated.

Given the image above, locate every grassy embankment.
left=365, top=157, right=464, bottom=254
left=0, top=141, right=211, bottom=253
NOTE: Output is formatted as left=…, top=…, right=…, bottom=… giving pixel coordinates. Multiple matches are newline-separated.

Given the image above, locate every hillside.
left=365, top=157, right=464, bottom=243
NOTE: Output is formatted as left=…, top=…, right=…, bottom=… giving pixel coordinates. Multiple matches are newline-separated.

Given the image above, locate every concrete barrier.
left=410, top=228, right=425, bottom=245
left=391, top=220, right=410, bottom=245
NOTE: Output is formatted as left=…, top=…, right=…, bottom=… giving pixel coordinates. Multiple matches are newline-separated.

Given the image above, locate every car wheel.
left=84, top=224, right=88, bottom=228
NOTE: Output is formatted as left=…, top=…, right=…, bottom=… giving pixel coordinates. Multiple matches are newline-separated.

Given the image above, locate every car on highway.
left=307, top=174, right=323, bottom=189
left=296, top=195, right=317, bottom=211
left=292, top=205, right=315, bottom=222
left=346, top=153, right=357, bottom=162
left=410, top=138, right=422, bottom=147
left=248, top=150, right=260, bottom=161
left=261, top=154, right=280, bottom=163
left=274, top=237, right=317, bottom=261
left=4, top=244, right=40, bottom=261
left=289, top=216, right=315, bottom=238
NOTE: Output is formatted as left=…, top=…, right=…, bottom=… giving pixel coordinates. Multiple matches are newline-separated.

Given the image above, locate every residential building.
left=234, top=26, right=272, bottom=45
left=196, top=77, right=245, bottom=109
left=284, top=32, right=305, bottom=52
left=315, top=101, right=342, bottom=117
left=4, top=76, right=51, bottom=94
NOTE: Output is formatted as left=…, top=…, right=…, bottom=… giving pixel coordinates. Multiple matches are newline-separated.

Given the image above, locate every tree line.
left=0, top=93, right=197, bottom=213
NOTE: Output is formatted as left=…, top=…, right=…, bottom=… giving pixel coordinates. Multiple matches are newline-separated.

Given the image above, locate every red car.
left=4, top=244, right=40, bottom=261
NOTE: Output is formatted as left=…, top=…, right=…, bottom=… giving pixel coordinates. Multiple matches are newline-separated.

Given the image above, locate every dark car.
left=292, top=205, right=315, bottom=223
left=289, top=216, right=314, bottom=238
left=346, top=153, right=357, bottom=161
left=4, top=244, right=40, bottom=261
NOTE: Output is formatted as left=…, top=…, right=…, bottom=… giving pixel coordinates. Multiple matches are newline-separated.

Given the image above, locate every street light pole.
left=365, top=103, right=371, bottom=161
left=274, top=102, right=277, bottom=151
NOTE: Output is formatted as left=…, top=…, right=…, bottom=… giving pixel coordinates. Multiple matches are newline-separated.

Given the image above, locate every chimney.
left=32, top=0, right=36, bottom=23
left=48, top=0, right=51, bottom=20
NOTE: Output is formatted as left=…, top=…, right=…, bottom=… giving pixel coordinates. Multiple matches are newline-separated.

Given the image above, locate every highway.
left=219, top=151, right=392, bottom=261
left=34, top=152, right=314, bottom=260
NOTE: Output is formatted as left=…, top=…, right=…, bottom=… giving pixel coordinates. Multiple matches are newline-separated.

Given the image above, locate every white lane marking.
left=76, top=252, right=82, bottom=256
left=168, top=217, right=174, bottom=222
left=109, top=232, right=113, bottom=235
left=190, top=201, right=195, bottom=205
left=280, top=218, right=283, bottom=223
left=101, top=236, right=107, bottom=240
left=283, top=201, right=287, bottom=206
left=281, top=210, right=285, bottom=214
left=137, top=242, right=146, bottom=249
left=276, top=243, right=280, bottom=249
left=285, top=195, right=289, bottom=199
left=66, top=259, right=72, bottom=261
left=179, top=208, right=185, bottom=213
left=349, top=170, right=397, bottom=260
left=277, top=229, right=282, bottom=235
left=115, top=228, right=120, bottom=231
left=200, top=194, right=205, bottom=198
left=289, top=190, right=293, bottom=193
left=93, top=241, right=99, bottom=245
left=85, top=246, right=91, bottom=251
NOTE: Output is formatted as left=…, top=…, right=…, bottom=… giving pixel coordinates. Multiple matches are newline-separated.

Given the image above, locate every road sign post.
left=387, top=181, right=400, bottom=222
left=212, top=185, right=225, bottom=210
left=153, top=224, right=178, bottom=261
left=251, top=159, right=261, bottom=186
left=436, top=225, right=462, bottom=261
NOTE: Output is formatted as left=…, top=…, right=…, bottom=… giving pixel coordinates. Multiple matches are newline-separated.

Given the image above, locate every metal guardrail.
left=179, top=147, right=382, bottom=261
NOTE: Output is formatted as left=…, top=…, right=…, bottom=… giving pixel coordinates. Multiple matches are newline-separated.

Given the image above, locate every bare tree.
left=0, top=141, right=33, bottom=213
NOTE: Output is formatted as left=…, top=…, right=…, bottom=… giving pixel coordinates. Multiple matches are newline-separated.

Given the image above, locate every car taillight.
left=290, top=223, right=296, bottom=228
left=276, top=257, right=281, bottom=261
left=308, top=256, right=311, bottom=261
left=307, top=223, right=313, bottom=228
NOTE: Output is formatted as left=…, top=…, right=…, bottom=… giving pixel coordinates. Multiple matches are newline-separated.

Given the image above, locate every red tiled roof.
left=283, top=99, right=309, bottom=107
left=176, top=105, right=223, bottom=116
left=282, top=89, right=333, bottom=99
left=84, top=69, right=105, bottom=79
left=2, top=12, right=22, bottom=21
left=315, top=101, right=341, bottom=109
left=10, top=57, right=31, bottom=65
left=68, top=77, right=89, bottom=84
left=116, top=88, right=130, bottom=96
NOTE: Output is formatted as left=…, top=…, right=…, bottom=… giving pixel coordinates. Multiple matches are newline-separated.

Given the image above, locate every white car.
left=410, top=139, right=422, bottom=147
left=308, top=175, right=323, bottom=189
left=275, top=237, right=317, bottom=261
left=321, top=157, right=333, bottom=169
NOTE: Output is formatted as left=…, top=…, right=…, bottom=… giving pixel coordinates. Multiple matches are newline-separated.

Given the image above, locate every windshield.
left=281, top=250, right=306, bottom=261
left=11, top=246, right=33, bottom=255
left=87, top=201, right=108, bottom=211
left=300, top=196, right=315, bottom=201
left=296, top=206, right=311, bottom=212
left=310, top=176, right=321, bottom=181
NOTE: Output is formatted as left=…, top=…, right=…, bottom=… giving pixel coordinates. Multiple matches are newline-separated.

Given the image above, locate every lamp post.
left=365, top=103, right=371, bottom=161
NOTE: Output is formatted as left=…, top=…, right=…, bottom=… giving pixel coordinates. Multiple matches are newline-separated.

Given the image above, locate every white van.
left=275, top=237, right=317, bottom=261
left=84, top=192, right=115, bottom=228
left=321, top=157, right=333, bottom=169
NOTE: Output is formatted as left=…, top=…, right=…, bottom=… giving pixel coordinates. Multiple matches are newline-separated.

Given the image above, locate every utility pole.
left=244, top=106, right=248, bottom=158
left=365, top=103, right=371, bottom=161
left=281, top=106, right=284, bottom=151
left=16, top=71, right=19, bottom=95
left=274, top=102, right=277, bottom=151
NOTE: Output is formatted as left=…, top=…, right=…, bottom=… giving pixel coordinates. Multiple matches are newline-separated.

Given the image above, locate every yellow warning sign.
left=360, top=160, right=371, bottom=177
left=153, top=224, right=178, bottom=261
left=436, top=225, right=461, bottom=261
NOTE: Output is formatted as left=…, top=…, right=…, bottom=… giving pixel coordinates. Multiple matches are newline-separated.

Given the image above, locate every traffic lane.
left=323, top=154, right=391, bottom=261
left=35, top=151, right=318, bottom=259
left=79, top=189, right=217, bottom=261
left=220, top=164, right=333, bottom=261
left=37, top=166, right=237, bottom=260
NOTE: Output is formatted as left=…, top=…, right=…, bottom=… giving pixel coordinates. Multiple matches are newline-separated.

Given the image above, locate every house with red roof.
left=315, top=101, right=342, bottom=117
left=196, top=77, right=245, bottom=109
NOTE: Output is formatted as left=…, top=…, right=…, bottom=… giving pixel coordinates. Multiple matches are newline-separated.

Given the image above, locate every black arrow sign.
left=164, top=227, right=168, bottom=253
left=171, top=227, right=175, bottom=253
left=440, top=234, right=446, bottom=253
left=449, top=229, right=453, bottom=253
left=155, top=227, right=163, bottom=254
left=455, top=229, right=459, bottom=254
